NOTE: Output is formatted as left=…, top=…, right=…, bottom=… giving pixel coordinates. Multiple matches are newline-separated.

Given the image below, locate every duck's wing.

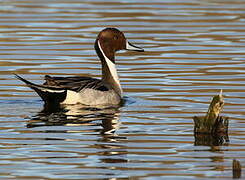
left=15, top=74, right=110, bottom=104
left=43, top=75, right=110, bottom=92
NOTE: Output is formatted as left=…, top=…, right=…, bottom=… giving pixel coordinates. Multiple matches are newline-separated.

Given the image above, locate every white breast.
left=61, top=89, right=121, bottom=106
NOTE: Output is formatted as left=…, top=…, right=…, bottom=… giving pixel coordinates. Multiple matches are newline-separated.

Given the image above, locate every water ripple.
left=0, top=0, right=244, bottom=179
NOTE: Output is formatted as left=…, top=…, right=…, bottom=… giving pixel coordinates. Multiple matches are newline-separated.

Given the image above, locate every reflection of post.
left=193, top=90, right=229, bottom=146
left=233, top=159, right=242, bottom=179
left=194, top=133, right=229, bottom=146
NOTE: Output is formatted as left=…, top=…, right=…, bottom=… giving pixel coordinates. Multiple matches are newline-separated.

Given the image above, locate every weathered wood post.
left=193, top=90, right=229, bottom=146
left=233, top=159, right=242, bottom=179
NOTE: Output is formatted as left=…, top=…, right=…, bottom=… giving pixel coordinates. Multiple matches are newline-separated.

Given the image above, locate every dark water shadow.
left=193, top=131, right=230, bottom=172
left=193, top=116, right=229, bottom=147
left=194, top=133, right=229, bottom=146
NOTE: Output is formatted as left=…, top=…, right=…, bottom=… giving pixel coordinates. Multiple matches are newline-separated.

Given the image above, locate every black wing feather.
left=44, top=75, right=110, bottom=92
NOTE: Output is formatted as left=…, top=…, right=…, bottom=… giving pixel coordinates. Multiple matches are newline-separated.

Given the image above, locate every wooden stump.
left=193, top=116, right=229, bottom=135
left=193, top=90, right=229, bottom=145
left=233, top=159, right=242, bottom=179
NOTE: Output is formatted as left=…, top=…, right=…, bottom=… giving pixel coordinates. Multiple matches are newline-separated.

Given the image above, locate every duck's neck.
left=95, top=40, right=122, bottom=96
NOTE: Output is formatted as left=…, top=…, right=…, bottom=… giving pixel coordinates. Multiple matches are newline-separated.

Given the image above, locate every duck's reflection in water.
left=27, top=103, right=129, bottom=166
left=26, top=103, right=121, bottom=135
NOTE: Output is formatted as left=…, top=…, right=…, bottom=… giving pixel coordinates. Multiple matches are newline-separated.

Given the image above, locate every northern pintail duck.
left=15, top=28, right=144, bottom=106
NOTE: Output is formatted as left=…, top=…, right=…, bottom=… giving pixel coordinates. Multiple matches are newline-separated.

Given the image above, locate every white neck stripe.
left=98, top=40, right=122, bottom=93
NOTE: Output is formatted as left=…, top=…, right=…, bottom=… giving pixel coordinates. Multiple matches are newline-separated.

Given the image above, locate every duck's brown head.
left=95, top=28, right=144, bottom=62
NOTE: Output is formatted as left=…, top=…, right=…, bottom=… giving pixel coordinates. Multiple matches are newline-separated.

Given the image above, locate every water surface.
left=0, top=0, right=245, bottom=179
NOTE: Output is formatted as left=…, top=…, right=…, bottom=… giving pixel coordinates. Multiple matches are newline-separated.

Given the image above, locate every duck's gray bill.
left=126, top=41, right=144, bottom=52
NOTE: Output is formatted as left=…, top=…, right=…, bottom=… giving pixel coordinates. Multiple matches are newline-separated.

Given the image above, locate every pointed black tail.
left=15, top=74, right=67, bottom=104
